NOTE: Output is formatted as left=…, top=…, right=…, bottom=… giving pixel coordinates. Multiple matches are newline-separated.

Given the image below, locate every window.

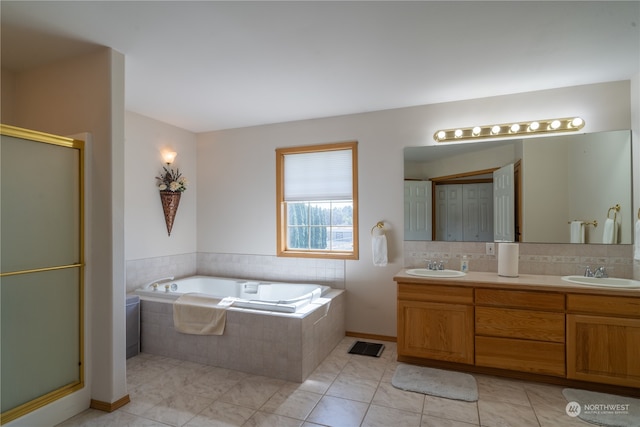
left=276, top=141, right=358, bottom=259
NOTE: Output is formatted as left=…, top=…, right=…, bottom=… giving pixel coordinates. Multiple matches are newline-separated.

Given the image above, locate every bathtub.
left=135, top=275, right=330, bottom=313
left=134, top=275, right=345, bottom=382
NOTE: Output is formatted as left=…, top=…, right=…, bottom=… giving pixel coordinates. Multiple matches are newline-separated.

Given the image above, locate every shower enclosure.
left=0, top=125, right=85, bottom=424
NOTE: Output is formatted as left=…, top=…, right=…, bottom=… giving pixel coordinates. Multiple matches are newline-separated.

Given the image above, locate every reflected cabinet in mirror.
left=404, top=130, right=632, bottom=244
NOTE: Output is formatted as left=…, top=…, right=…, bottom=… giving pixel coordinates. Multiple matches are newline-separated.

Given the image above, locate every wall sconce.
left=434, top=117, right=585, bottom=143
left=162, top=151, right=177, bottom=165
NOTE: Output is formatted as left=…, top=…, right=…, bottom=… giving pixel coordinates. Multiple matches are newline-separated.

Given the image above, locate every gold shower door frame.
left=0, top=124, right=85, bottom=424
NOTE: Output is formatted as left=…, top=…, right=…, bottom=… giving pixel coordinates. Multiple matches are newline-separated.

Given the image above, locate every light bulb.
left=528, top=121, right=540, bottom=131
left=162, top=151, right=177, bottom=164
left=550, top=120, right=561, bottom=130
left=437, top=130, right=446, bottom=140
left=454, top=129, right=463, bottom=138
left=510, top=123, right=520, bottom=133
left=472, top=126, right=481, bottom=136
left=571, top=117, right=584, bottom=127
left=491, top=125, right=501, bottom=135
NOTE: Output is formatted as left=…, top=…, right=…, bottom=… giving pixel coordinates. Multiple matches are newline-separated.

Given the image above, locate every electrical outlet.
left=486, top=242, right=495, bottom=255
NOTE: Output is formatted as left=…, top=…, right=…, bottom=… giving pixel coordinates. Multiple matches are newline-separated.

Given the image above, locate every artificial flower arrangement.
left=156, top=166, right=188, bottom=192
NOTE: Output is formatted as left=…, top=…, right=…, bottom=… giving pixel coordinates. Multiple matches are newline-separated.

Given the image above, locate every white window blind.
left=283, top=149, right=353, bottom=201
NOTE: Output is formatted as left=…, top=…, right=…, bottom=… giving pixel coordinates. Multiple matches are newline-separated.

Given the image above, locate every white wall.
left=632, top=72, right=640, bottom=279
left=2, top=48, right=126, bottom=427
left=197, top=80, right=634, bottom=337
left=522, top=136, right=569, bottom=242
left=415, top=143, right=518, bottom=179
left=125, top=111, right=197, bottom=260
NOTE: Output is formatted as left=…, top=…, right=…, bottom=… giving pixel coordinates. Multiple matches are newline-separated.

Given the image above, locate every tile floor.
left=56, top=336, right=592, bottom=427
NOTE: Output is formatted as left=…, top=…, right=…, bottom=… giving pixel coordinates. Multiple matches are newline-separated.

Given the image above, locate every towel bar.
left=568, top=220, right=597, bottom=227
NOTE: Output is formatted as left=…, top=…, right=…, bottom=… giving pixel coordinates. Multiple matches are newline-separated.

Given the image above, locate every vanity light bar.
left=434, top=117, right=585, bottom=143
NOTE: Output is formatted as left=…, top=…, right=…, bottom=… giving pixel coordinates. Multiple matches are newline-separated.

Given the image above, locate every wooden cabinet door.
left=567, top=314, right=640, bottom=388
left=398, top=300, right=474, bottom=364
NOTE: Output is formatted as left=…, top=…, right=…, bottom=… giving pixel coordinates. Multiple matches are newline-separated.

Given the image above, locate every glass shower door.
left=0, top=125, right=84, bottom=424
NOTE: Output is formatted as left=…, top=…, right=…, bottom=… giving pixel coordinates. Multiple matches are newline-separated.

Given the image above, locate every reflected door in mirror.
left=404, top=181, right=431, bottom=240
left=435, top=183, right=493, bottom=242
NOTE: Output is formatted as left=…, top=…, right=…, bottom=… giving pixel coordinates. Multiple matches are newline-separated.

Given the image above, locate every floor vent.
left=348, top=341, right=385, bottom=357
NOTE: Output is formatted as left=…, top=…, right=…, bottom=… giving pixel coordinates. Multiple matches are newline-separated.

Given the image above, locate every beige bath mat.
left=391, top=363, right=478, bottom=402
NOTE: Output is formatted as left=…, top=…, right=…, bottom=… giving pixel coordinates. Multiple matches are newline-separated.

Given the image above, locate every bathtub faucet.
left=145, top=276, right=175, bottom=290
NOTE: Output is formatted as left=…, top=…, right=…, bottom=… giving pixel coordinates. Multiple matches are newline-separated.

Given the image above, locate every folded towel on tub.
left=173, top=293, right=232, bottom=335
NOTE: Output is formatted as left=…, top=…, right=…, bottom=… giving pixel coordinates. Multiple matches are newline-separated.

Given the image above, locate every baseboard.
left=346, top=331, right=396, bottom=342
left=90, top=394, right=130, bottom=412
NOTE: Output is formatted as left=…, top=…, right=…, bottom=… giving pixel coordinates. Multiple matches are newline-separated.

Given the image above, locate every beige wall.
left=2, top=48, right=127, bottom=426
left=195, top=80, right=635, bottom=337
left=124, top=111, right=198, bottom=260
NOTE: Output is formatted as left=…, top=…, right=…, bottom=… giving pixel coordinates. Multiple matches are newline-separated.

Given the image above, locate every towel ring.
left=371, top=221, right=385, bottom=235
left=607, top=204, right=620, bottom=219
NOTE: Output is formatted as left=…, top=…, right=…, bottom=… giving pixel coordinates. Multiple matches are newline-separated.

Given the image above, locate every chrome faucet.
left=584, top=266, right=608, bottom=278
left=144, top=276, right=175, bottom=289
left=594, top=266, right=608, bottom=278
left=425, top=260, right=445, bottom=270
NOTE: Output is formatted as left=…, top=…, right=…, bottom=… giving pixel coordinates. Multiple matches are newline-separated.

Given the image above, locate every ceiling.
left=2, top=1, right=639, bottom=133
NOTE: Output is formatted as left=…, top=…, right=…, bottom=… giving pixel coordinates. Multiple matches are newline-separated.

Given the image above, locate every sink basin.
left=406, top=268, right=466, bottom=278
left=561, top=275, right=640, bottom=288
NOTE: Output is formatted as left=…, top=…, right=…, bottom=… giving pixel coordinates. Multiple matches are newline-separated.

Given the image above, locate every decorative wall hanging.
left=156, top=152, right=187, bottom=236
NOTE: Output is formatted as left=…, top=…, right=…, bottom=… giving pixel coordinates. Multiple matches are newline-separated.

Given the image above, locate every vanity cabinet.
left=395, top=273, right=640, bottom=395
left=475, top=289, right=565, bottom=377
left=566, top=294, right=640, bottom=388
left=397, top=283, right=474, bottom=364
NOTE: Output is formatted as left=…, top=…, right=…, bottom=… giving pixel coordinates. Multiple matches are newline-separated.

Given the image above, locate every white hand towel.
left=570, top=221, right=584, bottom=244
left=173, top=293, right=228, bottom=335
left=372, top=228, right=388, bottom=266
left=634, top=220, right=640, bottom=260
left=602, top=218, right=617, bottom=244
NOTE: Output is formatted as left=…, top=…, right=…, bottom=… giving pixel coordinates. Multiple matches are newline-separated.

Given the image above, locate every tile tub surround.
left=126, top=252, right=346, bottom=293
left=139, top=289, right=345, bottom=382
left=126, top=253, right=197, bottom=293
left=405, top=241, right=635, bottom=279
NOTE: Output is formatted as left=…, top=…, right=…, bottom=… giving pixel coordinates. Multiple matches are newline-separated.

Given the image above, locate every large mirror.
left=404, top=130, right=633, bottom=244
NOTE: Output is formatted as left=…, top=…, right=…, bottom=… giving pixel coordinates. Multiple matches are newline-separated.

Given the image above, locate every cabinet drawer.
left=476, top=336, right=565, bottom=377
left=475, top=289, right=564, bottom=311
left=476, top=307, right=565, bottom=342
left=398, top=283, right=473, bottom=304
left=567, top=294, right=640, bottom=318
